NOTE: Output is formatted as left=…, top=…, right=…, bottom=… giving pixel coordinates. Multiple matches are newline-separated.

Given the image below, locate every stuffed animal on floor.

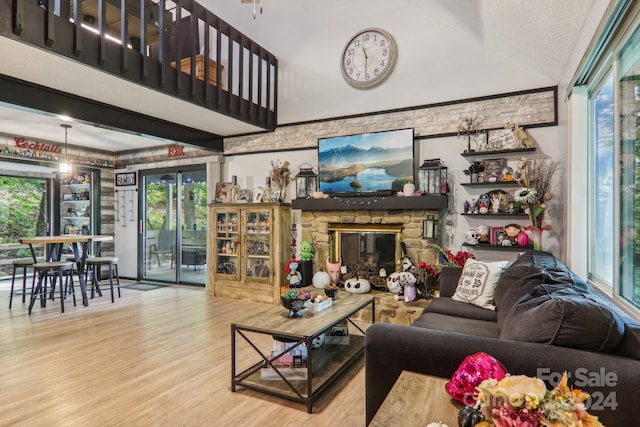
left=398, top=271, right=418, bottom=302
left=387, top=271, right=418, bottom=302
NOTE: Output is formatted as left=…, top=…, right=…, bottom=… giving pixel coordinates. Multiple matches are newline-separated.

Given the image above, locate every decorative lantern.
left=423, top=214, right=439, bottom=240
left=295, top=164, right=318, bottom=199
left=418, top=158, right=449, bottom=195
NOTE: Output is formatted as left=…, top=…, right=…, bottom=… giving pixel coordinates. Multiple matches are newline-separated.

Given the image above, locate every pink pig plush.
left=325, top=257, right=342, bottom=284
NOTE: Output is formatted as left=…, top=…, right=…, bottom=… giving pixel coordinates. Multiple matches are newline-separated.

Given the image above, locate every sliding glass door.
left=140, top=168, right=207, bottom=285
left=0, top=174, right=50, bottom=279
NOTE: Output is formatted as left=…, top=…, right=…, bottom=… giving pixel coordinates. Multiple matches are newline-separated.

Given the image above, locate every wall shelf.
left=461, top=147, right=537, bottom=157
left=461, top=213, right=528, bottom=218
left=461, top=181, right=520, bottom=187
left=291, top=195, right=448, bottom=211
left=463, top=242, right=533, bottom=251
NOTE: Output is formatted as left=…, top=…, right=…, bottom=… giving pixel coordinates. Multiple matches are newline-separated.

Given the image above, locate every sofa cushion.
left=452, top=259, right=509, bottom=310
left=412, top=312, right=500, bottom=338
left=499, top=285, right=626, bottom=352
left=424, top=297, right=498, bottom=322
left=495, top=251, right=588, bottom=326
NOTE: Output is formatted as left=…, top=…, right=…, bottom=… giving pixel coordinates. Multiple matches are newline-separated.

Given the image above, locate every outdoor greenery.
left=145, top=182, right=208, bottom=231
left=0, top=176, right=47, bottom=275
left=0, top=176, right=46, bottom=244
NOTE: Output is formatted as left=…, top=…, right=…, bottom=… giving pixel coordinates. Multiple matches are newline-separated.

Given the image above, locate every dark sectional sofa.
left=365, top=250, right=640, bottom=426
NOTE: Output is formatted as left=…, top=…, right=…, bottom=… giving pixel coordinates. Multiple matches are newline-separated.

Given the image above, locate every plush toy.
left=344, top=276, right=371, bottom=294
left=399, top=271, right=418, bottom=302
left=387, top=272, right=402, bottom=293
left=325, top=257, right=342, bottom=285
left=300, top=240, right=314, bottom=261
left=285, top=259, right=302, bottom=287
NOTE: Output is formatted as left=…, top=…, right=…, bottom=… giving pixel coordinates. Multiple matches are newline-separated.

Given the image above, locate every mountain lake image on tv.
left=318, top=128, right=414, bottom=194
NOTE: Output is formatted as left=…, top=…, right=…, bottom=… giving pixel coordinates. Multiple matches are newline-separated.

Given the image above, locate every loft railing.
left=2, top=0, right=277, bottom=132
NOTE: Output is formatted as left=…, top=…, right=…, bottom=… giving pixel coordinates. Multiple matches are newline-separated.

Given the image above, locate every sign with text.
left=115, top=172, right=137, bottom=187
left=168, top=144, right=184, bottom=157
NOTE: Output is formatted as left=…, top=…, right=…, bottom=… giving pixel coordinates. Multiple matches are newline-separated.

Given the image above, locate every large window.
left=618, top=25, right=640, bottom=308
left=591, top=74, right=615, bottom=284
left=587, top=18, right=640, bottom=312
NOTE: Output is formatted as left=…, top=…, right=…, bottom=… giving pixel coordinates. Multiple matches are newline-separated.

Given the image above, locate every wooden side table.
left=369, top=371, right=461, bottom=427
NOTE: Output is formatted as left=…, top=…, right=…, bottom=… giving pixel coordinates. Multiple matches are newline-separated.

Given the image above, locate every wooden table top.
left=19, top=235, right=113, bottom=244
left=232, top=291, right=374, bottom=338
left=369, top=371, right=461, bottom=427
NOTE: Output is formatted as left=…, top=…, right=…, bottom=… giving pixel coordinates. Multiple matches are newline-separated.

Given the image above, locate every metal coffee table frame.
left=231, top=293, right=375, bottom=413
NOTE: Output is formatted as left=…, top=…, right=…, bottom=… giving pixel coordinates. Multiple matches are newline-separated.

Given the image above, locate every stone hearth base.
left=351, top=291, right=433, bottom=325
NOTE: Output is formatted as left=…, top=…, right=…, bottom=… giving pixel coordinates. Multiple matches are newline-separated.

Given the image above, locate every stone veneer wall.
left=301, top=209, right=443, bottom=274
left=224, top=87, right=556, bottom=154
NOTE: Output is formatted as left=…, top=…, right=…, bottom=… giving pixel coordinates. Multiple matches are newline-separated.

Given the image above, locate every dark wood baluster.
left=45, top=0, right=54, bottom=46
left=120, top=0, right=129, bottom=73
left=72, top=0, right=82, bottom=55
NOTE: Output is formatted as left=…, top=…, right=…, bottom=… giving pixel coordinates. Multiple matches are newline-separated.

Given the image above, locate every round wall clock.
left=341, top=28, right=398, bottom=90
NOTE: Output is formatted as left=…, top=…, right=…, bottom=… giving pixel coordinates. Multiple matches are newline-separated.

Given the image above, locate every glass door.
left=0, top=174, right=50, bottom=279
left=140, top=168, right=206, bottom=285
left=142, top=172, right=178, bottom=283
left=180, top=170, right=207, bottom=284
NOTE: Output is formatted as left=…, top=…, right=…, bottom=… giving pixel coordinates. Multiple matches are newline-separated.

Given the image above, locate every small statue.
left=285, top=259, right=302, bottom=287
left=299, top=240, right=314, bottom=261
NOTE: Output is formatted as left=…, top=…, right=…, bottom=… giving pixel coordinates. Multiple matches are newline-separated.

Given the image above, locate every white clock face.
left=341, top=28, right=397, bottom=89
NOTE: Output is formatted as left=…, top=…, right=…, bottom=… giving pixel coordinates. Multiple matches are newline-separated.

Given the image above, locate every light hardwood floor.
left=0, top=283, right=368, bottom=426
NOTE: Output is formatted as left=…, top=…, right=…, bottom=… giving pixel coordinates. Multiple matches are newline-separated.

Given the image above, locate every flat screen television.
left=317, top=128, right=415, bottom=195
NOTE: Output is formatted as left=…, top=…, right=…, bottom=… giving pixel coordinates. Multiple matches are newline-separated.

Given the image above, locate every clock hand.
left=362, top=46, right=368, bottom=71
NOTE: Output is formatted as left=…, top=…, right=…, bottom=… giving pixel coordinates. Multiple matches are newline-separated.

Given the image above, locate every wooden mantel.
left=291, top=195, right=448, bottom=211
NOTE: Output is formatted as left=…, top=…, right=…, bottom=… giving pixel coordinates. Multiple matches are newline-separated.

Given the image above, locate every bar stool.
left=85, top=257, right=121, bottom=303
left=28, top=261, right=75, bottom=315
left=9, top=258, right=36, bottom=309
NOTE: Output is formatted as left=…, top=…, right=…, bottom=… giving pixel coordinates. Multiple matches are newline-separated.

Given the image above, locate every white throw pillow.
left=452, top=259, right=509, bottom=310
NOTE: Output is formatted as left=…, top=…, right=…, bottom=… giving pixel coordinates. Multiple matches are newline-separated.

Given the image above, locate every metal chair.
left=85, top=257, right=121, bottom=303
left=8, top=258, right=36, bottom=309
left=150, top=230, right=175, bottom=269
left=29, top=261, right=75, bottom=314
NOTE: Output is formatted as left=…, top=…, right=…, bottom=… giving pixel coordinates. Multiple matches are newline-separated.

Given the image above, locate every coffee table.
left=231, top=292, right=375, bottom=412
left=369, top=371, right=461, bottom=426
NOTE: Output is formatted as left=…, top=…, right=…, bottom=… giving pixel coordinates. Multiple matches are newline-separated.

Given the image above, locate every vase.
left=526, top=225, right=551, bottom=251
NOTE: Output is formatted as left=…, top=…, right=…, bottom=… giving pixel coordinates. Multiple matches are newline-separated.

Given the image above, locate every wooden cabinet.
left=208, top=203, right=291, bottom=304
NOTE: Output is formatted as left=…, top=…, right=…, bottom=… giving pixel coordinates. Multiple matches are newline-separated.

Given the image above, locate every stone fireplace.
left=300, top=208, right=442, bottom=279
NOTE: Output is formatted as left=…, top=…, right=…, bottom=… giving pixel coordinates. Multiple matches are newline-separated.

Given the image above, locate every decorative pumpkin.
left=386, top=272, right=403, bottom=294
left=344, top=276, right=371, bottom=294
left=312, top=270, right=331, bottom=289
left=457, top=406, right=484, bottom=427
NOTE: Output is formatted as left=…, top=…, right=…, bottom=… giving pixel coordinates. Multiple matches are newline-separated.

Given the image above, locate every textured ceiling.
left=0, top=0, right=599, bottom=152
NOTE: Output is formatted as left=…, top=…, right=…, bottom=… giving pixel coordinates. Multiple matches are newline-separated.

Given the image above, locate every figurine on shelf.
left=285, top=259, right=303, bottom=288
left=463, top=200, right=471, bottom=214
left=299, top=240, right=314, bottom=261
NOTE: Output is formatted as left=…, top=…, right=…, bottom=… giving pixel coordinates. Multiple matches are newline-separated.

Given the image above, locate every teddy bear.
left=299, top=240, right=314, bottom=261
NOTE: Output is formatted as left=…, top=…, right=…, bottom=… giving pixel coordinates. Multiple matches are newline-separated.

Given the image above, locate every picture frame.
left=489, top=226, right=506, bottom=246
left=215, top=182, right=231, bottom=203
left=62, top=193, right=73, bottom=201
left=253, top=188, right=264, bottom=203
left=115, top=172, right=137, bottom=187
left=481, top=158, right=506, bottom=182
left=487, top=129, right=518, bottom=151
left=271, top=190, right=281, bottom=202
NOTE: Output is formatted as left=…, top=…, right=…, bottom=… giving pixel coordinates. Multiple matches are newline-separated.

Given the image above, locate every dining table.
left=19, top=234, right=114, bottom=307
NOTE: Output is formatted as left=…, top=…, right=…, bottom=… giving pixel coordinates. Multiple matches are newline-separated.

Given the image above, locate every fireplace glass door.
left=328, top=224, right=402, bottom=274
